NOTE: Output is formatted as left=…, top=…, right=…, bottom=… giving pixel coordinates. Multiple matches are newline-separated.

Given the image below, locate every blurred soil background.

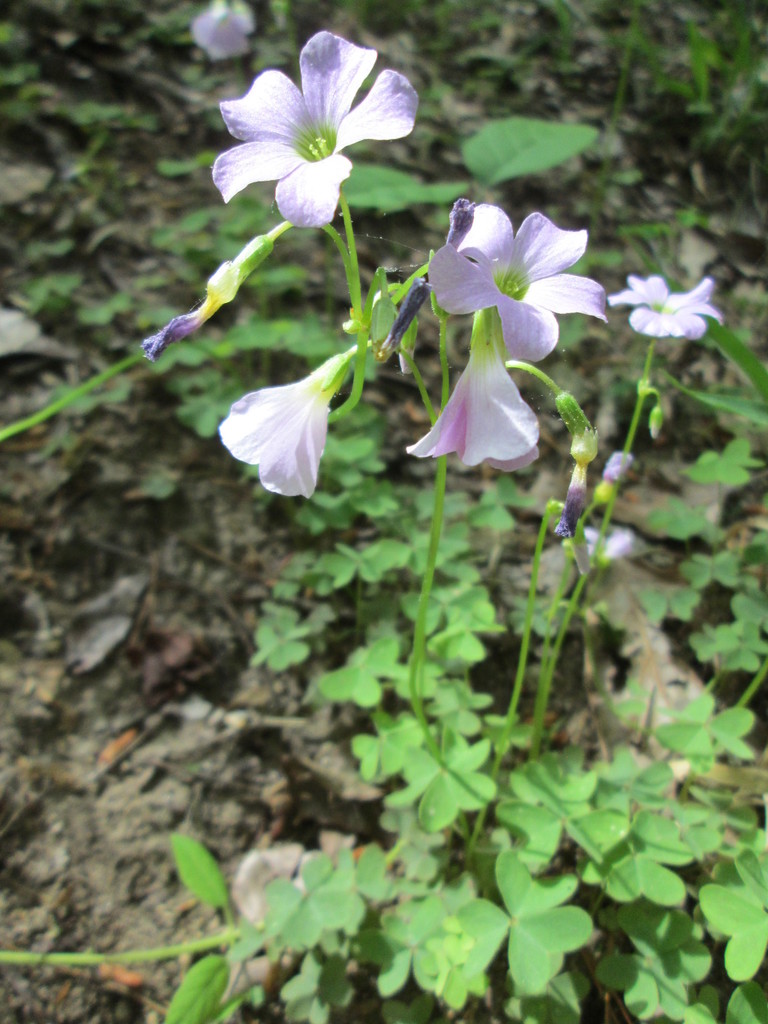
left=0, top=0, right=766, bottom=1020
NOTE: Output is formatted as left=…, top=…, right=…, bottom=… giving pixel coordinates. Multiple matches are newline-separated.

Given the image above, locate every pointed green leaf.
left=171, top=834, right=229, bottom=909
left=165, top=955, right=229, bottom=1024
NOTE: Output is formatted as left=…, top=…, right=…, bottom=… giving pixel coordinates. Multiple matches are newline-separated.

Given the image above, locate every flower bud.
left=555, top=463, right=588, bottom=539
left=375, top=278, right=431, bottom=362
left=649, top=403, right=663, bottom=439
left=446, top=198, right=475, bottom=248
left=555, top=391, right=591, bottom=439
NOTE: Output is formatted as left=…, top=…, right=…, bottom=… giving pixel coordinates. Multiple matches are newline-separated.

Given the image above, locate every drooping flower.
left=219, top=349, right=353, bottom=497
left=212, top=31, right=418, bottom=227
left=607, top=275, right=723, bottom=339
left=192, top=0, right=255, bottom=60
left=407, top=322, right=539, bottom=471
left=584, top=526, right=635, bottom=562
left=429, top=204, right=606, bottom=362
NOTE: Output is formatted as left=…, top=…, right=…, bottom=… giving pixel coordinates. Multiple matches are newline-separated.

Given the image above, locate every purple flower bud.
left=602, top=451, right=634, bottom=483
left=446, top=198, right=475, bottom=248
left=142, top=308, right=205, bottom=361
left=376, top=278, right=431, bottom=361
left=555, top=464, right=587, bottom=538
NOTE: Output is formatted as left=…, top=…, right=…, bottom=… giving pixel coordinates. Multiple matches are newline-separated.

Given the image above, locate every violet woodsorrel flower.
left=407, top=324, right=539, bottom=470
left=584, top=526, right=635, bottom=561
left=192, top=0, right=254, bottom=60
left=429, top=204, right=606, bottom=361
left=219, top=348, right=354, bottom=497
left=212, top=31, right=418, bottom=227
left=603, top=450, right=634, bottom=483
left=607, top=275, right=723, bottom=339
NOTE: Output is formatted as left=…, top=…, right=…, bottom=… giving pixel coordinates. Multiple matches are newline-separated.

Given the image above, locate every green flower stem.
left=497, top=503, right=558, bottom=775
left=327, top=191, right=368, bottom=424
left=339, top=191, right=362, bottom=316
left=0, top=928, right=240, bottom=968
left=467, top=498, right=558, bottom=860
left=531, top=340, right=658, bottom=758
left=407, top=315, right=451, bottom=765
left=594, top=338, right=657, bottom=551
left=539, top=551, right=574, bottom=682
left=407, top=453, right=446, bottom=764
left=0, top=353, right=144, bottom=446
left=737, top=653, right=768, bottom=708
left=322, top=223, right=355, bottom=305
left=505, top=359, right=563, bottom=397
left=399, top=351, right=436, bottom=424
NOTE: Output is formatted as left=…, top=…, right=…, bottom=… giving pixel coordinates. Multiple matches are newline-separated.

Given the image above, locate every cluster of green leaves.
left=165, top=717, right=768, bottom=1024
left=641, top=439, right=768, bottom=683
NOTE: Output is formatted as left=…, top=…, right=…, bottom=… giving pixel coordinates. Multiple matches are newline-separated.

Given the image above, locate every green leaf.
left=345, top=162, right=468, bottom=213
left=170, top=834, right=229, bottom=910
left=706, top=324, right=768, bottom=405
left=461, top=118, right=598, bottom=186
left=727, top=983, right=768, bottom=1024
left=607, top=855, right=686, bottom=906
left=496, top=801, right=562, bottom=869
left=457, top=898, right=510, bottom=976
left=165, top=955, right=229, bottom=1024
left=685, top=439, right=763, bottom=486
left=665, top=377, right=768, bottom=427
left=700, top=884, right=768, bottom=980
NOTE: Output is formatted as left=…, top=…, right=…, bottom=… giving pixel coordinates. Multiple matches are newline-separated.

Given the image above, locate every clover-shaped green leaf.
left=264, top=851, right=364, bottom=952
left=506, top=970, right=590, bottom=1024
left=700, top=852, right=768, bottom=981
left=726, top=983, right=768, bottom=1024
left=386, top=734, right=496, bottom=832
left=496, top=852, right=591, bottom=994
left=597, top=903, right=710, bottom=1020
left=320, top=637, right=405, bottom=707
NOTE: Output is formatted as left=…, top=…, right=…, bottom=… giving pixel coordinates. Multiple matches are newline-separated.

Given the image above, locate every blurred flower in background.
left=192, top=0, right=255, bottom=60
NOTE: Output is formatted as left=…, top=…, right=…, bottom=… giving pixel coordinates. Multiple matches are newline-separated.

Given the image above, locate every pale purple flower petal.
left=213, top=140, right=302, bottom=202
left=510, top=213, right=588, bottom=281
left=603, top=451, right=634, bottom=483
left=192, top=1, right=255, bottom=60
left=219, top=379, right=330, bottom=497
left=299, top=32, right=377, bottom=128
left=459, top=204, right=515, bottom=265
left=407, top=337, right=539, bottom=468
left=428, top=244, right=502, bottom=315
left=429, top=204, right=605, bottom=362
left=585, top=526, right=635, bottom=561
left=213, top=32, right=417, bottom=226
left=525, top=274, right=607, bottom=319
left=496, top=295, right=559, bottom=361
left=219, top=71, right=307, bottom=142
left=336, top=70, right=419, bottom=149
left=608, top=274, right=722, bottom=339
left=275, top=154, right=353, bottom=228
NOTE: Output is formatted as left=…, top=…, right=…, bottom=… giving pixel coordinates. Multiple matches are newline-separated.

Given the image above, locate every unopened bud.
left=375, top=278, right=431, bottom=361
left=556, top=392, right=592, bottom=439
left=446, top=198, right=475, bottom=248
left=555, top=463, right=588, bottom=539
left=649, top=404, right=663, bottom=439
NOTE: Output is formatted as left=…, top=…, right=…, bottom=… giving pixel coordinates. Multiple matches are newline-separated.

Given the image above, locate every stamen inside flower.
left=295, top=125, right=337, bottom=162
left=496, top=266, right=529, bottom=301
